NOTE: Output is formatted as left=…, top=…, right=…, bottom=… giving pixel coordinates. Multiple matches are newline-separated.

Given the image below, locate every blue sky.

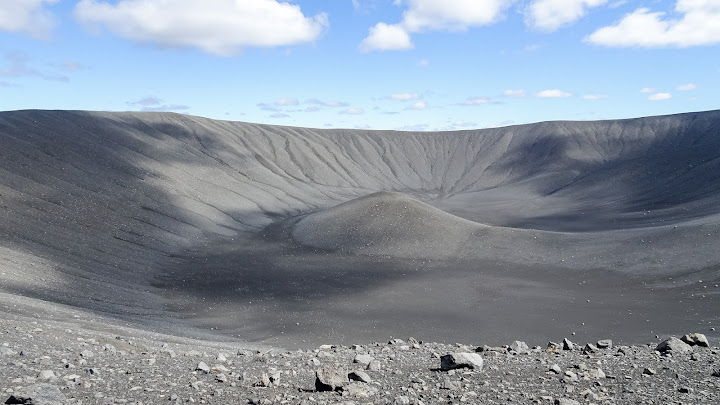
left=1, top=0, right=718, bottom=131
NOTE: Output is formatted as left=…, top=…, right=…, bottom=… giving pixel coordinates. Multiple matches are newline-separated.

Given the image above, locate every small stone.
left=583, top=343, right=599, bottom=353
left=348, top=370, right=372, bottom=383
left=656, top=337, right=693, bottom=354
left=555, top=398, right=580, bottom=405
left=681, top=333, right=709, bottom=347
left=562, top=338, right=575, bottom=351
left=0, top=347, right=16, bottom=356
left=196, top=362, right=210, bottom=374
left=367, top=360, right=381, bottom=371
left=80, top=350, right=94, bottom=358
left=643, top=368, right=656, bottom=375
left=711, top=369, right=720, bottom=377
left=315, top=367, right=349, bottom=391
left=440, top=353, right=484, bottom=371
left=215, top=373, right=228, bottom=383
left=210, top=365, right=229, bottom=374
left=353, top=354, right=374, bottom=367
left=510, top=341, right=529, bottom=353
left=546, top=342, right=560, bottom=353
left=343, top=382, right=378, bottom=398
left=550, top=364, right=562, bottom=374
left=37, top=370, right=56, bottom=380
left=597, top=339, right=613, bottom=349
left=588, top=368, right=605, bottom=379
left=678, top=386, right=692, bottom=393
left=394, top=395, right=410, bottom=405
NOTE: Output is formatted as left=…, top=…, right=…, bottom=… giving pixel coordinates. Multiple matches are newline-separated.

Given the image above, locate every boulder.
left=440, top=353, right=484, bottom=371
left=656, top=337, right=693, bottom=354
left=681, top=333, right=709, bottom=347
left=315, top=367, right=349, bottom=391
left=510, top=341, right=529, bottom=353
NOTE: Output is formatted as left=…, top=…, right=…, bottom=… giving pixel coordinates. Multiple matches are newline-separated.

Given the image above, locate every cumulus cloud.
left=340, top=107, right=364, bottom=115
left=406, top=101, right=426, bottom=110
left=677, top=83, right=696, bottom=91
left=583, top=94, right=609, bottom=100
left=648, top=92, right=672, bottom=101
left=463, top=97, right=492, bottom=105
left=360, top=0, right=513, bottom=52
left=128, top=96, right=189, bottom=112
left=504, top=89, right=527, bottom=97
left=360, top=22, right=413, bottom=52
left=74, top=0, right=328, bottom=56
left=640, top=87, right=656, bottom=93
left=0, top=0, right=58, bottom=39
left=527, top=0, right=607, bottom=31
left=587, top=1, right=720, bottom=47
left=536, top=89, right=573, bottom=98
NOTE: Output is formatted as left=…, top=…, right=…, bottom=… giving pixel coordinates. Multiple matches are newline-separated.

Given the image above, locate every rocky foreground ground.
left=1, top=317, right=718, bottom=405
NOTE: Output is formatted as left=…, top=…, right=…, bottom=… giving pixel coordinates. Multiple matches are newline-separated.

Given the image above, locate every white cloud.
left=583, top=94, right=609, bottom=100
left=270, top=113, right=290, bottom=118
left=417, top=59, right=430, bottom=66
left=648, top=92, right=672, bottom=101
left=74, top=0, right=328, bottom=56
left=677, top=83, right=696, bottom=91
left=340, top=107, right=364, bottom=114
left=396, top=123, right=430, bottom=131
left=463, top=97, right=492, bottom=105
left=0, top=51, right=68, bottom=82
left=536, top=89, right=573, bottom=98
left=527, top=0, right=607, bottom=31
left=128, top=96, right=189, bottom=112
left=587, top=1, right=720, bottom=47
left=360, top=0, right=514, bottom=52
left=406, top=101, right=427, bottom=110
left=640, top=87, right=656, bottom=93
left=390, top=92, right=421, bottom=100
left=360, top=22, right=413, bottom=52
left=504, top=89, right=527, bottom=97
left=0, top=0, right=59, bottom=38
left=275, top=97, right=298, bottom=106
left=306, top=98, right=349, bottom=107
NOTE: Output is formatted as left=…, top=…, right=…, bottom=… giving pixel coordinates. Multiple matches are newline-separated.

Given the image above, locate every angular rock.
left=315, top=367, right=349, bottom=391
left=440, top=353, right=484, bottom=371
left=711, top=369, right=720, bottom=377
left=546, top=342, right=560, bottom=353
left=196, top=362, right=210, bottom=374
left=37, top=370, right=56, bottom=380
left=353, top=354, right=374, bottom=367
left=555, top=398, right=580, bottom=405
left=562, top=338, right=575, bottom=351
left=348, top=370, right=372, bottom=383
left=583, top=343, right=599, bottom=354
left=343, top=382, right=378, bottom=398
left=681, top=333, right=709, bottom=347
left=643, top=368, right=656, bottom=375
left=12, top=383, right=65, bottom=405
left=510, top=341, right=529, bottom=353
left=550, top=364, right=562, bottom=374
left=656, top=337, right=693, bottom=354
